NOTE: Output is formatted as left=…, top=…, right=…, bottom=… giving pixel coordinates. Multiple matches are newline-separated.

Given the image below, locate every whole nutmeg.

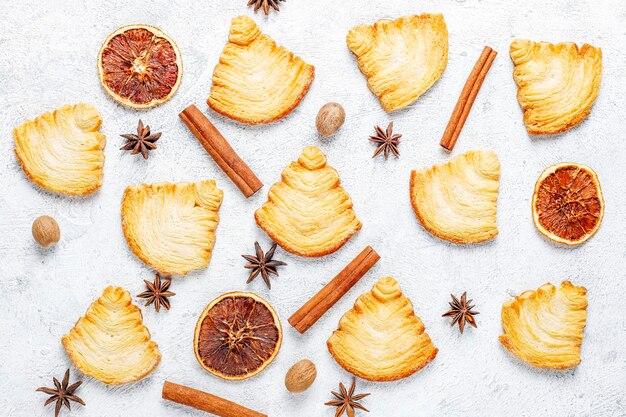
left=285, top=359, right=317, bottom=393
left=32, top=215, right=60, bottom=248
left=316, top=102, right=345, bottom=137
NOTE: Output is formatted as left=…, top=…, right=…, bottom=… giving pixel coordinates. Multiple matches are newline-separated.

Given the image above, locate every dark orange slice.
left=193, top=292, right=282, bottom=380
left=97, top=24, right=182, bottom=109
left=532, top=163, right=604, bottom=245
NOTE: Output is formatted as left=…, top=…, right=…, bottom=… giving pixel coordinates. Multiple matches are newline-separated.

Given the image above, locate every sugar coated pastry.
left=327, top=277, right=438, bottom=381
left=499, top=281, right=588, bottom=370
left=13, top=103, right=106, bottom=196
left=122, top=180, right=223, bottom=275
left=62, top=286, right=161, bottom=384
left=347, top=14, right=448, bottom=112
left=208, top=15, right=315, bottom=124
left=410, top=150, right=500, bottom=244
left=510, top=39, right=602, bottom=134
left=255, top=146, right=361, bottom=257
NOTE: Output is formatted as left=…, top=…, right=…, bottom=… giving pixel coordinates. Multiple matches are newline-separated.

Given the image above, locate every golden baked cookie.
left=327, top=277, right=437, bottom=381
left=255, top=146, right=361, bottom=257
left=410, top=150, right=500, bottom=244
left=13, top=104, right=106, bottom=196
left=208, top=16, right=315, bottom=124
left=62, top=286, right=161, bottom=384
left=347, top=14, right=448, bottom=112
left=510, top=39, right=602, bottom=134
left=499, top=281, right=588, bottom=370
left=122, top=181, right=223, bottom=275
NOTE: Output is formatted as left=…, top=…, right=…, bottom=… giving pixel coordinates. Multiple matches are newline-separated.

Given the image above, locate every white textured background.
left=1, top=1, right=625, bottom=416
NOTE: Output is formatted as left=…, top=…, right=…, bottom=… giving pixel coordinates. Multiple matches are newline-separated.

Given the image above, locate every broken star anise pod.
left=120, top=119, right=161, bottom=159
left=369, top=122, right=402, bottom=159
left=36, top=369, right=85, bottom=417
left=242, top=242, right=287, bottom=289
left=442, top=291, right=479, bottom=333
left=325, top=378, right=370, bottom=417
left=137, top=273, right=175, bottom=312
left=247, top=0, right=285, bottom=15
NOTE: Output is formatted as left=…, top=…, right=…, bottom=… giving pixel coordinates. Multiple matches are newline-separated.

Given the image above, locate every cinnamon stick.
left=440, top=46, right=498, bottom=151
left=162, top=381, right=267, bottom=417
left=288, top=246, right=380, bottom=333
left=180, top=104, right=263, bottom=197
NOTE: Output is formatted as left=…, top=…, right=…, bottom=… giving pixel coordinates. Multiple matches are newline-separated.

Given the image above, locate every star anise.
left=369, top=122, right=402, bottom=159
left=242, top=242, right=286, bottom=289
left=120, top=119, right=161, bottom=159
left=247, top=0, right=285, bottom=15
left=137, top=273, right=175, bottom=312
left=36, top=369, right=85, bottom=417
left=442, top=292, right=479, bottom=333
left=325, top=378, right=370, bottom=417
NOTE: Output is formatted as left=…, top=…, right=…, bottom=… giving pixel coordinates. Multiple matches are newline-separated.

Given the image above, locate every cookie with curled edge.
left=499, top=281, right=587, bottom=370
left=62, top=286, right=161, bottom=385
left=13, top=103, right=106, bottom=196
left=410, top=150, right=500, bottom=244
left=510, top=40, right=602, bottom=134
left=327, top=277, right=438, bottom=381
left=208, top=16, right=315, bottom=124
left=255, top=146, right=361, bottom=257
left=122, top=181, right=223, bottom=275
left=347, top=14, right=448, bottom=112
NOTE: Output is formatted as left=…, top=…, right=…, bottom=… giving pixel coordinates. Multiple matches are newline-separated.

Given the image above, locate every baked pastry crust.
left=510, top=39, right=602, bottom=134
left=122, top=181, right=223, bottom=275
left=254, top=146, right=361, bottom=257
left=62, top=286, right=161, bottom=384
left=499, top=281, right=587, bottom=370
left=208, top=16, right=315, bottom=124
left=13, top=104, right=106, bottom=196
left=347, top=14, right=448, bottom=112
left=327, top=277, right=438, bottom=381
left=410, top=150, right=500, bottom=244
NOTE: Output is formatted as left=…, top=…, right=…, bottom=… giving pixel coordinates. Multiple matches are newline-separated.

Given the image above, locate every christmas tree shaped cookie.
left=500, top=281, right=588, bottom=370
left=208, top=16, right=315, bottom=124
left=327, top=277, right=438, bottom=381
left=255, top=146, right=361, bottom=257
left=62, top=287, right=161, bottom=385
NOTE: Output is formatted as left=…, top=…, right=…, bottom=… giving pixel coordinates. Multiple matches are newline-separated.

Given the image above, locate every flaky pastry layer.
left=510, top=39, right=602, bottom=134
left=14, top=103, right=106, bottom=196
left=208, top=16, right=315, bottom=124
left=122, top=181, right=223, bottom=275
left=410, top=150, right=500, bottom=244
left=255, top=146, right=361, bottom=257
left=62, top=286, right=161, bottom=384
left=327, top=276, right=438, bottom=381
left=499, top=281, right=588, bottom=370
left=347, top=14, right=448, bottom=112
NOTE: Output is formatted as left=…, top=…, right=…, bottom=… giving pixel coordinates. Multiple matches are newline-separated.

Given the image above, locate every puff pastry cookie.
left=13, top=104, right=106, bottom=196
left=255, top=146, right=361, bottom=257
left=62, top=286, right=161, bottom=384
left=208, top=16, right=315, bottom=124
left=122, top=181, right=223, bottom=275
left=327, top=277, right=437, bottom=381
left=347, top=14, right=448, bottom=112
left=499, top=281, right=588, bottom=370
left=410, top=150, right=500, bottom=244
left=510, top=40, right=602, bottom=134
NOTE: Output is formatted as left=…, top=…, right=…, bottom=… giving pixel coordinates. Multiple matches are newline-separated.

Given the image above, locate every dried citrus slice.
left=532, top=163, right=603, bottom=245
left=97, top=24, right=182, bottom=109
left=193, top=292, right=282, bottom=380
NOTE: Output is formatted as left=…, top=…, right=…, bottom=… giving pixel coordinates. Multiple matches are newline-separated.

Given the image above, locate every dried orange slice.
left=193, top=292, right=282, bottom=380
left=97, top=24, right=182, bottom=109
left=532, top=163, right=604, bottom=245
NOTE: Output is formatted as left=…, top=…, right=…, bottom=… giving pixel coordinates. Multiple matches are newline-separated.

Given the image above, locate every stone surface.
left=1, top=0, right=625, bottom=416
